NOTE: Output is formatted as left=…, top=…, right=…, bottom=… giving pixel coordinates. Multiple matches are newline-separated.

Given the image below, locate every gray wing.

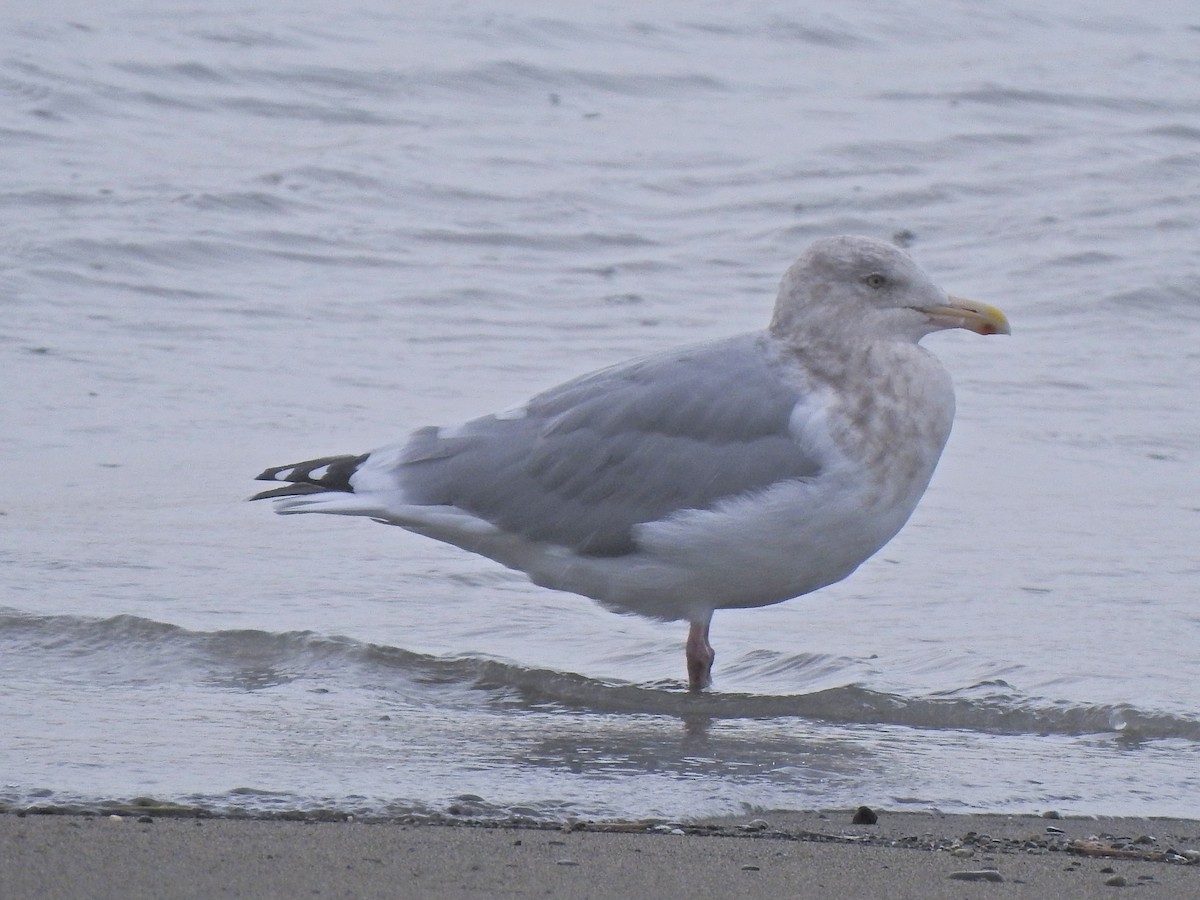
left=394, top=333, right=821, bottom=557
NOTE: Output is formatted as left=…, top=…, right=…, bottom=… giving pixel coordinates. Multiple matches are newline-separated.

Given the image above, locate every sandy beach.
left=3, top=808, right=1198, bottom=899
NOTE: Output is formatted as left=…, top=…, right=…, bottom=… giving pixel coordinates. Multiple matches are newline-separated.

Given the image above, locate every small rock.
left=948, top=870, right=1004, bottom=883
left=1104, top=875, right=1128, bottom=887
left=556, top=859, right=579, bottom=867
left=1180, top=849, right=1200, bottom=863
left=1046, top=826, right=1066, bottom=835
left=137, top=816, right=153, bottom=824
left=668, top=828, right=684, bottom=836
left=1133, top=834, right=1155, bottom=845
left=851, top=806, right=878, bottom=825
left=1042, top=810, right=1062, bottom=819
left=107, top=815, right=123, bottom=823
left=741, top=865, right=760, bottom=872
left=743, top=819, right=769, bottom=832
left=951, top=848, right=974, bottom=859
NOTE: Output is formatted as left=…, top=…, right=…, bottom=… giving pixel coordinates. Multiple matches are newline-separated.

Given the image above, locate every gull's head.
left=769, top=235, right=1009, bottom=345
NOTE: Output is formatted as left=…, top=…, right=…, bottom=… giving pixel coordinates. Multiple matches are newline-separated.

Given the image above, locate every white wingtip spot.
left=308, top=464, right=331, bottom=481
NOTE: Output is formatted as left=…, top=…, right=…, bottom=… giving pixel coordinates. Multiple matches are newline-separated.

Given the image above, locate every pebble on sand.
left=851, top=806, right=878, bottom=825
left=948, top=870, right=1004, bottom=883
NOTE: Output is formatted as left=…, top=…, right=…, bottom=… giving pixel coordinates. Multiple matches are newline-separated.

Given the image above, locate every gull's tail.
left=251, top=453, right=368, bottom=501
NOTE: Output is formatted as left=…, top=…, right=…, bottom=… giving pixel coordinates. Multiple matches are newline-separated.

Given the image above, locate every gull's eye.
left=864, top=273, right=887, bottom=289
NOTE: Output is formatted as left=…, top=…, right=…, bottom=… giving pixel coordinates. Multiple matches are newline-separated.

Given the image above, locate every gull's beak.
left=920, top=295, right=1011, bottom=336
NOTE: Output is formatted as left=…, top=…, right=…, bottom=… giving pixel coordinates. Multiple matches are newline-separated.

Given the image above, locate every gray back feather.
left=396, top=334, right=820, bottom=556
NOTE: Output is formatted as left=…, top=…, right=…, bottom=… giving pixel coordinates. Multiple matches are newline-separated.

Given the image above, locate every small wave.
left=112, top=62, right=230, bottom=85
left=410, top=60, right=726, bottom=101
left=0, top=188, right=109, bottom=209
left=3, top=609, right=1197, bottom=741
left=51, top=236, right=252, bottom=272
left=882, top=87, right=1189, bottom=114
left=412, top=228, right=657, bottom=251
left=1, top=787, right=587, bottom=825
left=218, top=96, right=388, bottom=125
left=176, top=190, right=302, bottom=215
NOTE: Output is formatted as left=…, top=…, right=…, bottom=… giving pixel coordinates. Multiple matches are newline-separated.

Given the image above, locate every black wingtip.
left=255, top=464, right=289, bottom=483
left=251, top=453, right=369, bottom=499
left=248, top=482, right=329, bottom=502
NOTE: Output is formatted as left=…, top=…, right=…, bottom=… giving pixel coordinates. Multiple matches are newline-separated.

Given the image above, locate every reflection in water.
left=518, top=714, right=876, bottom=787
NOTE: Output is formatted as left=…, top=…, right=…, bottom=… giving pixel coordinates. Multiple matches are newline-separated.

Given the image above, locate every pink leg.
left=686, top=617, right=715, bottom=691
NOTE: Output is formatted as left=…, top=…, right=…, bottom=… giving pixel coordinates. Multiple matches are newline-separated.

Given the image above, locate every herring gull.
left=253, top=235, right=1009, bottom=690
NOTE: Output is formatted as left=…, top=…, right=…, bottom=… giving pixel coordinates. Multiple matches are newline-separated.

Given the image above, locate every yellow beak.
left=921, top=295, right=1011, bottom=336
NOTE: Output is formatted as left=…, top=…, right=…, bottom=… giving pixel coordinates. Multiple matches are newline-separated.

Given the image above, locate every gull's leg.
left=686, top=616, right=715, bottom=691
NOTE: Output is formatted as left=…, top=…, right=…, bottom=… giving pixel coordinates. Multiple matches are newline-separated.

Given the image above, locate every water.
left=2, top=0, right=1199, bottom=821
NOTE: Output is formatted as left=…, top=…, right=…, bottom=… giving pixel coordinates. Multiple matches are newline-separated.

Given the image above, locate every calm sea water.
left=2, top=0, right=1199, bottom=820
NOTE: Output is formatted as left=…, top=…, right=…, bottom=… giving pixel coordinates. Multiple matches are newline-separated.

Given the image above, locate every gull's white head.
left=769, top=235, right=1009, bottom=345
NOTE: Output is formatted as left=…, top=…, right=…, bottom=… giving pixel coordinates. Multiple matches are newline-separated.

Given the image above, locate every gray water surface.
left=2, top=0, right=1199, bottom=820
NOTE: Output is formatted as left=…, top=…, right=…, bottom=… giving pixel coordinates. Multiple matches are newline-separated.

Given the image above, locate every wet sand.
left=3, top=809, right=1198, bottom=899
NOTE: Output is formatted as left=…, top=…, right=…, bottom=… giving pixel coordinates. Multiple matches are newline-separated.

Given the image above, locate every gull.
left=253, top=235, right=1009, bottom=690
